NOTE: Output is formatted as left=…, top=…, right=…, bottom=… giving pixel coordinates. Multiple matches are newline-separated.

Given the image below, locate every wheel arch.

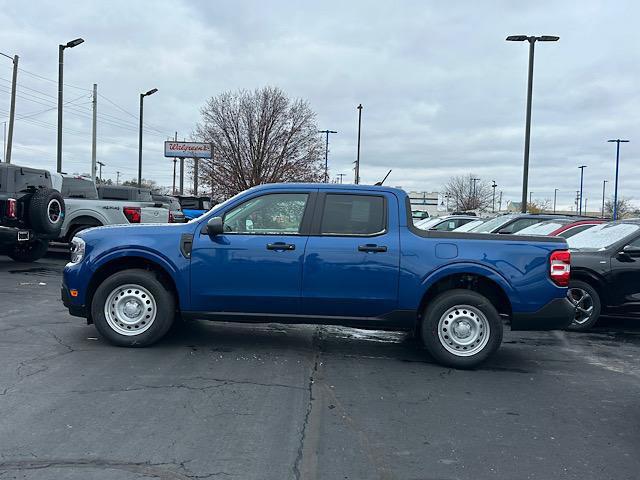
left=64, top=215, right=104, bottom=241
left=570, top=268, right=607, bottom=305
left=85, top=255, right=180, bottom=324
left=418, top=270, right=513, bottom=321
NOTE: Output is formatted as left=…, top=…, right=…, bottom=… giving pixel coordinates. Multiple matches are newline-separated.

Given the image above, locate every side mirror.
left=620, top=244, right=640, bottom=258
left=497, top=228, right=511, bottom=234
left=205, top=216, right=224, bottom=236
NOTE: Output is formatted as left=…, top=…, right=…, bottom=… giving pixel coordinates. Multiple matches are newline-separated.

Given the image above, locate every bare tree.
left=121, top=178, right=158, bottom=190
left=193, top=87, right=325, bottom=200
left=604, top=197, right=632, bottom=218
left=444, top=174, right=493, bottom=211
left=528, top=198, right=552, bottom=214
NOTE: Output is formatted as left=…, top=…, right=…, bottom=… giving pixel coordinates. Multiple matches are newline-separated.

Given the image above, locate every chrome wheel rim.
left=567, top=288, right=594, bottom=325
left=437, top=304, right=490, bottom=357
left=104, top=284, right=156, bottom=336
left=48, top=199, right=62, bottom=224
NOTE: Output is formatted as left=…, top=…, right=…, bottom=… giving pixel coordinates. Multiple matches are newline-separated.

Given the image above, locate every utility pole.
left=116, top=171, right=121, bottom=185
left=318, top=129, right=337, bottom=183
left=607, top=139, right=630, bottom=220
left=172, top=158, right=177, bottom=194
left=578, top=165, right=587, bottom=215
left=575, top=190, right=580, bottom=213
left=0, top=52, right=18, bottom=163
left=553, top=188, right=559, bottom=213
left=491, top=180, right=497, bottom=212
left=471, top=177, right=480, bottom=209
left=506, top=35, right=559, bottom=213
left=584, top=198, right=588, bottom=215
left=601, top=180, right=607, bottom=218
left=91, top=83, right=97, bottom=183
left=97, top=161, right=105, bottom=182
left=529, top=191, right=533, bottom=211
left=498, top=191, right=503, bottom=212
left=355, top=104, right=362, bottom=184
left=337, top=173, right=346, bottom=184
left=193, top=158, right=199, bottom=195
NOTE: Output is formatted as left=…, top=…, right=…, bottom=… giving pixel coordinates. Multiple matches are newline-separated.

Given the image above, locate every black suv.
left=0, top=164, right=65, bottom=262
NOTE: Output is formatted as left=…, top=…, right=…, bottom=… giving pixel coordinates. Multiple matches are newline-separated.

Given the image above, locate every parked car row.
left=0, top=163, right=214, bottom=262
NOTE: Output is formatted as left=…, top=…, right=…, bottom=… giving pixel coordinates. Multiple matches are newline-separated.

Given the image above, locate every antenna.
left=375, top=169, right=392, bottom=186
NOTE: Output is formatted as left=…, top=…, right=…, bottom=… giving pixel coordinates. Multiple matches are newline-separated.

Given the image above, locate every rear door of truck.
left=300, top=189, right=400, bottom=317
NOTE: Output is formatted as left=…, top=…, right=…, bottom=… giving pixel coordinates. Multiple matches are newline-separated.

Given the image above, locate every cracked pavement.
left=1, top=254, right=639, bottom=479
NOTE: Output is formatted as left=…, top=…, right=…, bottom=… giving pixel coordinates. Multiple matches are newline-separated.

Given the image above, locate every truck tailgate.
left=140, top=206, right=169, bottom=223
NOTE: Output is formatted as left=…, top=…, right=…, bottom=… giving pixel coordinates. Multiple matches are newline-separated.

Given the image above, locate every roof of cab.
left=246, top=182, right=407, bottom=197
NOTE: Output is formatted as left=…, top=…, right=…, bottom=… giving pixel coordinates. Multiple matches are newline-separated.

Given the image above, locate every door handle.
left=358, top=244, right=387, bottom=253
left=267, top=242, right=296, bottom=251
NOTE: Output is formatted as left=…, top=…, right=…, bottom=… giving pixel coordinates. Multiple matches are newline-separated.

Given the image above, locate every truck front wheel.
left=421, top=289, right=503, bottom=369
left=91, top=269, right=175, bottom=347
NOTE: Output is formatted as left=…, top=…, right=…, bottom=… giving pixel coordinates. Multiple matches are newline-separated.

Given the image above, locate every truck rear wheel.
left=421, top=289, right=503, bottom=369
left=8, top=239, right=50, bottom=262
left=91, top=269, right=175, bottom=347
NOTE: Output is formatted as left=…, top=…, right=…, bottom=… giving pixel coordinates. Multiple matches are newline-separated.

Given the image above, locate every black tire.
left=29, top=188, right=65, bottom=235
left=8, top=239, right=50, bottom=262
left=91, top=269, right=175, bottom=347
left=567, top=280, right=601, bottom=331
left=66, top=223, right=100, bottom=243
left=421, top=289, right=503, bottom=369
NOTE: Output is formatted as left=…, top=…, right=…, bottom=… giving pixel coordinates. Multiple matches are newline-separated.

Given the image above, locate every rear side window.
left=558, top=224, right=594, bottom=238
left=62, top=178, right=98, bottom=199
left=502, top=218, right=540, bottom=233
left=320, top=194, right=385, bottom=235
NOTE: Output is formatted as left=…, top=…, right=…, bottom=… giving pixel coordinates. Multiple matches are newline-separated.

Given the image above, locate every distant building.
left=407, top=191, right=441, bottom=216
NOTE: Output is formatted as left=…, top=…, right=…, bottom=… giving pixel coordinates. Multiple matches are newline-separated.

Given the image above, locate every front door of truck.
left=190, top=191, right=314, bottom=314
left=609, top=235, right=640, bottom=316
left=301, top=191, right=400, bottom=317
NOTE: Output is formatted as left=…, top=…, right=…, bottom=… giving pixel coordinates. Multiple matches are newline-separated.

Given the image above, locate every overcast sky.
left=0, top=0, right=638, bottom=210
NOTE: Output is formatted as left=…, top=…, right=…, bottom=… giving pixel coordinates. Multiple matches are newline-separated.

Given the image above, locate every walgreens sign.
left=164, top=141, right=212, bottom=159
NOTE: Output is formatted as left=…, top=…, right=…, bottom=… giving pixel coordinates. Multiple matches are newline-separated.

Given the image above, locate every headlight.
left=69, top=237, right=86, bottom=264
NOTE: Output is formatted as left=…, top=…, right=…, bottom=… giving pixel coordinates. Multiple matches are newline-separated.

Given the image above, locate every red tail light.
left=7, top=198, right=17, bottom=219
left=550, top=250, right=571, bottom=287
left=123, top=206, right=141, bottom=223
left=168, top=211, right=175, bottom=223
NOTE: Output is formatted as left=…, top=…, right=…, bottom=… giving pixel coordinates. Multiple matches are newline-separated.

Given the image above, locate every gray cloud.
left=0, top=0, right=637, bottom=210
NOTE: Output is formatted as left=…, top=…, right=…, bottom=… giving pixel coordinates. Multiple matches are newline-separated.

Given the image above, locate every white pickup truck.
left=53, top=175, right=170, bottom=241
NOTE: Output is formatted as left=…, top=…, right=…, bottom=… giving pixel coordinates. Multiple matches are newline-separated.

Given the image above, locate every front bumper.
left=511, top=297, right=575, bottom=331
left=61, top=281, right=87, bottom=319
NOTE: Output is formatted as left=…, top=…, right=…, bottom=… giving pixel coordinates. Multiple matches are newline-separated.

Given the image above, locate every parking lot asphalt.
left=0, top=254, right=639, bottom=480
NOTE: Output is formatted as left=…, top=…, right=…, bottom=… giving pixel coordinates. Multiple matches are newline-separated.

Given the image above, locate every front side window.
left=223, top=193, right=308, bottom=234
left=320, top=194, right=385, bottom=235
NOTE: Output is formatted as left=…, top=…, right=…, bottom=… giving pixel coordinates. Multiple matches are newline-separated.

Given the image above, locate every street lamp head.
left=144, top=88, right=158, bottom=96
left=506, top=35, right=528, bottom=41
left=65, top=38, right=85, bottom=49
left=538, top=35, right=560, bottom=42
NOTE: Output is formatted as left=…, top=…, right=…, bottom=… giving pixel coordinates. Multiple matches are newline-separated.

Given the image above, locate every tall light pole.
left=337, top=173, right=346, bottom=184
left=578, top=165, right=587, bottom=215
left=138, top=88, right=158, bottom=187
left=529, top=191, right=533, bottom=210
left=355, top=104, right=362, bottom=184
left=0, top=52, right=18, bottom=163
left=318, top=129, right=337, bottom=183
left=601, top=180, right=607, bottom=218
left=57, top=38, right=84, bottom=173
left=491, top=180, right=497, bottom=212
left=506, top=34, right=560, bottom=213
left=471, top=177, right=480, bottom=209
left=553, top=188, right=559, bottom=213
left=607, top=139, right=629, bottom=220
left=97, top=161, right=105, bottom=182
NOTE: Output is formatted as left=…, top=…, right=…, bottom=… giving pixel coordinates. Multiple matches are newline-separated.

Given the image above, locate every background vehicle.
left=414, top=214, right=477, bottom=231
left=452, top=218, right=489, bottom=232
left=176, top=195, right=212, bottom=220
left=63, top=183, right=573, bottom=369
left=566, top=220, right=640, bottom=330
left=517, top=218, right=605, bottom=238
left=152, top=194, right=186, bottom=223
left=0, top=164, right=65, bottom=262
left=411, top=210, right=429, bottom=221
left=469, top=213, right=577, bottom=234
left=59, top=179, right=170, bottom=241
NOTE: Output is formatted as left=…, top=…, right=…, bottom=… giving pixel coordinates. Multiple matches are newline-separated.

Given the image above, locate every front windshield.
left=568, top=223, right=639, bottom=250
left=454, top=219, right=485, bottom=232
left=469, top=215, right=514, bottom=233
left=517, top=221, right=569, bottom=236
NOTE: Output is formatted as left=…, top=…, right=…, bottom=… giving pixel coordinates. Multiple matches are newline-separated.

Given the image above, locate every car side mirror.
left=620, top=245, right=640, bottom=258
left=206, top=216, right=224, bottom=236
left=497, top=228, right=511, bottom=234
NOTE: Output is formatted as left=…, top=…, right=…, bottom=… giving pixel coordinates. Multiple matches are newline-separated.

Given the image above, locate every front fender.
left=90, top=246, right=180, bottom=278
left=420, top=261, right=521, bottom=309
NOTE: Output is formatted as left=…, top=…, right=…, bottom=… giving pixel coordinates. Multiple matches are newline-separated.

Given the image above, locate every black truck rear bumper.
left=511, top=297, right=575, bottom=331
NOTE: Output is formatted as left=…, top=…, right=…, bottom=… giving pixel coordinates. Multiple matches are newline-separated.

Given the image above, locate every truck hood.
left=77, top=222, right=196, bottom=243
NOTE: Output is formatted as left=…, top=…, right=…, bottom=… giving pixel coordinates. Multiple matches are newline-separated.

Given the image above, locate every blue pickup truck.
left=62, top=183, right=574, bottom=368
